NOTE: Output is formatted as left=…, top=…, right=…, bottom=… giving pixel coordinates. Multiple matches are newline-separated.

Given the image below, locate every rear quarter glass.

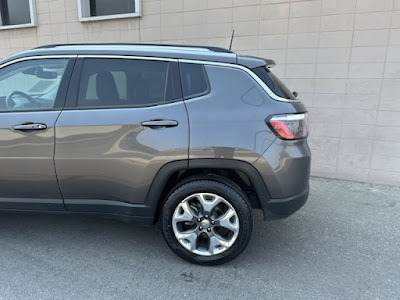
left=252, top=67, right=297, bottom=100
left=249, top=65, right=308, bottom=115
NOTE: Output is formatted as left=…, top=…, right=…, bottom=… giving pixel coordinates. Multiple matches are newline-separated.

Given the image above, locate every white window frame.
left=78, top=0, right=141, bottom=22
left=0, top=0, right=36, bottom=30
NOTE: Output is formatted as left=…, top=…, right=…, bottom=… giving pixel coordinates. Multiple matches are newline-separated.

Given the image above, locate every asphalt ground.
left=0, top=177, right=399, bottom=300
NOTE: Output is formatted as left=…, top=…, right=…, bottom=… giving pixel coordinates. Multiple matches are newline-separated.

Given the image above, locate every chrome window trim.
left=77, top=55, right=178, bottom=62
left=0, top=55, right=177, bottom=70
left=178, top=59, right=300, bottom=103
left=0, top=55, right=77, bottom=69
left=0, top=54, right=299, bottom=103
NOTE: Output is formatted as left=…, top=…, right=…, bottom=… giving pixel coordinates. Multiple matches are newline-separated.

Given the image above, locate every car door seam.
left=53, top=57, right=78, bottom=210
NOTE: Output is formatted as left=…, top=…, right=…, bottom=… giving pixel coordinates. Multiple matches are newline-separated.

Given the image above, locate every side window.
left=252, top=67, right=296, bottom=100
left=0, top=59, right=69, bottom=112
left=85, top=71, right=127, bottom=101
left=77, top=58, right=182, bottom=108
left=180, top=63, right=210, bottom=99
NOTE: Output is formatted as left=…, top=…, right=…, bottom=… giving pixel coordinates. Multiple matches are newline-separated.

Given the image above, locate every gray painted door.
left=54, top=104, right=189, bottom=213
left=54, top=57, right=188, bottom=214
left=0, top=58, right=71, bottom=210
left=0, top=112, right=63, bottom=209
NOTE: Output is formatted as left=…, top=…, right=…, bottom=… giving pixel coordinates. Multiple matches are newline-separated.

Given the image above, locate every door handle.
left=12, top=123, right=47, bottom=131
left=141, top=120, right=178, bottom=128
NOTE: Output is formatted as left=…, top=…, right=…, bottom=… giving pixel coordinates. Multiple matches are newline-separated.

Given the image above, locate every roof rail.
left=33, top=43, right=234, bottom=53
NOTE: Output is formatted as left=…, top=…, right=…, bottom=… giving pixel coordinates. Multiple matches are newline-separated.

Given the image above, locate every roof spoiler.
left=265, top=59, right=276, bottom=68
left=237, top=55, right=276, bottom=69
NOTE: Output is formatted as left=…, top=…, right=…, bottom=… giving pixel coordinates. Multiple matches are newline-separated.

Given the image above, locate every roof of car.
left=1, top=43, right=274, bottom=69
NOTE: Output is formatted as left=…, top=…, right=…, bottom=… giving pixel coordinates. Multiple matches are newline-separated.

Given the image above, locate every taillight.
left=267, top=113, right=309, bottom=140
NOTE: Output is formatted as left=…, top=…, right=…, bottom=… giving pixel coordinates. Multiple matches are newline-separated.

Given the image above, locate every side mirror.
left=293, top=91, right=298, bottom=98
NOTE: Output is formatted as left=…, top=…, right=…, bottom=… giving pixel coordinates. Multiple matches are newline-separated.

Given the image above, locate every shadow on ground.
left=0, top=178, right=399, bottom=300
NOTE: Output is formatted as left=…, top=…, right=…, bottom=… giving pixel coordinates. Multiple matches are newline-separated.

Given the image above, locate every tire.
left=161, top=179, right=253, bottom=265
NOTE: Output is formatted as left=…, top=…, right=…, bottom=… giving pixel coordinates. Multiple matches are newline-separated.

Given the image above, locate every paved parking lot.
left=0, top=177, right=399, bottom=300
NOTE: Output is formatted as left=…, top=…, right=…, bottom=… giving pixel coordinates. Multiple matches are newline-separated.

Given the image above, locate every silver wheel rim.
left=172, top=193, right=239, bottom=256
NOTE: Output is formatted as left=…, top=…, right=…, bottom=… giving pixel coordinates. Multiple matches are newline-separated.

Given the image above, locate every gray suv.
left=0, top=44, right=310, bottom=265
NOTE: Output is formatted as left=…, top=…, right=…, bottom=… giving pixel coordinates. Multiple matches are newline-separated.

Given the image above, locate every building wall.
left=0, top=0, right=400, bottom=185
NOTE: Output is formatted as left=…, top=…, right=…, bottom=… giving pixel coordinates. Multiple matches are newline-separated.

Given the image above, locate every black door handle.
left=141, top=120, right=178, bottom=128
left=12, top=123, right=47, bottom=131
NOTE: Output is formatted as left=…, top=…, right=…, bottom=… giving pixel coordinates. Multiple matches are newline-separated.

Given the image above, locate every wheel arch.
left=145, top=159, right=271, bottom=222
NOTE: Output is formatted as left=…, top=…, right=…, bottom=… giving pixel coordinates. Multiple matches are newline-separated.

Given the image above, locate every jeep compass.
left=0, top=44, right=310, bottom=265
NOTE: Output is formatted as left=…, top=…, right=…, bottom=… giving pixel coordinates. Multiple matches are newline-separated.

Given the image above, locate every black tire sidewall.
left=161, top=180, right=253, bottom=265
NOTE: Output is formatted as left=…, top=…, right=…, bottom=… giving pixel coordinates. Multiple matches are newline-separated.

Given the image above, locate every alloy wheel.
left=172, top=193, right=239, bottom=256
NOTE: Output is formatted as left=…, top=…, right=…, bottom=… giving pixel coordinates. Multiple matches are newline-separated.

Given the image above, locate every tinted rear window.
left=77, top=58, right=182, bottom=108
left=180, top=63, right=210, bottom=99
left=252, top=67, right=296, bottom=100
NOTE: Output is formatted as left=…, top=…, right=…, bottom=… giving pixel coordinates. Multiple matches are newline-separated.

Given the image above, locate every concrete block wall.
left=0, top=0, right=399, bottom=185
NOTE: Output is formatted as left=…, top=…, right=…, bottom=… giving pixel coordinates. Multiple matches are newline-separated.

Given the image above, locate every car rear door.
left=54, top=56, right=189, bottom=216
left=0, top=56, right=75, bottom=210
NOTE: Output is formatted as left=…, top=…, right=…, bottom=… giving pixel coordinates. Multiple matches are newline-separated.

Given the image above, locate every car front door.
left=0, top=57, right=75, bottom=210
left=54, top=57, right=188, bottom=216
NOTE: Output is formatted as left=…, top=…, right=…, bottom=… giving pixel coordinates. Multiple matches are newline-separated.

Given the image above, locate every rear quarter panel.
left=185, top=64, right=300, bottom=164
left=185, top=64, right=310, bottom=199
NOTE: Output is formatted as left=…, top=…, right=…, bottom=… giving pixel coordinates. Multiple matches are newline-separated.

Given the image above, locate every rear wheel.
left=161, top=179, right=253, bottom=265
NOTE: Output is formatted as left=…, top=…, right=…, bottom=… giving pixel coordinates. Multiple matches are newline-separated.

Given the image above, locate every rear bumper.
left=253, top=138, right=311, bottom=199
left=261, top=186, right=309, bottom=220
left=252, top=138, right=311, bottom=220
